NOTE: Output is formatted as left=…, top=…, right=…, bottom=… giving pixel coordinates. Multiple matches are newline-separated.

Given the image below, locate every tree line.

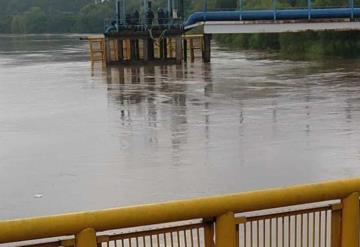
left=0, top=0, right=115, bottom=33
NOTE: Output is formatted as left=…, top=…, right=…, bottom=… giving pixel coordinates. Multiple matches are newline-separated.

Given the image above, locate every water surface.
left=1, top=34, right=360, bottom=220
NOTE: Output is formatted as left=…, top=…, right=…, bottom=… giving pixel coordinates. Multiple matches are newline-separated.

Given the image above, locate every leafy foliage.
left=0, top=0, right=115, bottom=33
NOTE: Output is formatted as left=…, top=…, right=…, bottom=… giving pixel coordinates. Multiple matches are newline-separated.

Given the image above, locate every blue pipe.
left=184, top=7, right=360, bottom=27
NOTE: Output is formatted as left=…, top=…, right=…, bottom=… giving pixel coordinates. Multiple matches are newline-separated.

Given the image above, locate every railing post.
left=215, top=212, right=236, bottom=247
left=341, top=192, right=359, bottom=247
left=204, top=220, right=215, bottom=247
left=331, top=203, right=342, bottom=247
left=75, top=228, right=97, bottom=247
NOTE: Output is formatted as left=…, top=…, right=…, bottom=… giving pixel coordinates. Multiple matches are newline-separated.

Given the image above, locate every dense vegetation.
left=0, top=0, right=115, bottom=33
left=209, top=0, right=360, bottom=58
left=0, top=0, right=189, bottom=33
left=215, top=32, right=360, bottom=58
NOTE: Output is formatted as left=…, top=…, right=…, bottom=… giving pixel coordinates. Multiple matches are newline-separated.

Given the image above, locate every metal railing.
left=235, top=205, right=337, bottom=247
left=1, top=177, right=360, bottom=247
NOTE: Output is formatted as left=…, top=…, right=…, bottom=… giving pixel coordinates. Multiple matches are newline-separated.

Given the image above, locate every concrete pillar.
left=189, top=38, right=195, bottom=62
left=183, top=39, right=188, bottom=62
left=175, top=37, right=183, bottom=64
left=202, top=34, right=211, bottom=63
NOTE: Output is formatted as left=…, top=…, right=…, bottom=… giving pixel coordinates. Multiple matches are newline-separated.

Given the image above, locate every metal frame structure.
left=1, top=177, right=360, bottom=247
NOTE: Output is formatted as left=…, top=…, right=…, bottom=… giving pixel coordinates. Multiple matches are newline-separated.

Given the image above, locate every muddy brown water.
left=0, top=34, right=360, bottom=220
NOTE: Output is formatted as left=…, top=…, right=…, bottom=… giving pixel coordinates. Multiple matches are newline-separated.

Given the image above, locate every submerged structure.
left=87, top=0, right=360, bottom=66
left=90, top=0, right=211, bottom=66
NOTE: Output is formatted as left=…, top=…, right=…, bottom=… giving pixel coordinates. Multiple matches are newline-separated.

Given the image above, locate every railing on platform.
left=83, top=34, right=205, bottom=65
left=1, top=177, right=360, bottom=247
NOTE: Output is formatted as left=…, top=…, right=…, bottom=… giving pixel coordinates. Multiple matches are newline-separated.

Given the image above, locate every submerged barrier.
left=0, top=177, right=360, bottom=247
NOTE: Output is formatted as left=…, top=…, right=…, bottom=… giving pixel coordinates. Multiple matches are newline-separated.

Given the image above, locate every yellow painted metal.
left=331, top=207, right=341, bottom=247
left=75, top=228, right=97, bottom=247
left=204, top=221, right=215, bottom=247
left=87, top=37, right=105, bottom=63
left=341, top=192, right=359, bottom=247
left=215, top=212, right=236, bottom=247
left=168, top=38, right=173, bottom=57
left=235, top=224, right=239, bottom=247
left=1, top=177, right=360, bottom=244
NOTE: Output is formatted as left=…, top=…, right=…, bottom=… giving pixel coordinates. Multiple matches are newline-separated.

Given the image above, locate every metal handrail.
left=1, top=177, right=360, bottom=245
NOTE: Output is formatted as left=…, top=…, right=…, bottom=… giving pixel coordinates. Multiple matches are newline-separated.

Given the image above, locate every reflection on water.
left=1, top=35, right=360, bottom=220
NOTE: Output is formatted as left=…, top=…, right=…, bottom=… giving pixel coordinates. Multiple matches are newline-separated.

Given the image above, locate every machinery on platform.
left=105, top=0, right=185, bottom=34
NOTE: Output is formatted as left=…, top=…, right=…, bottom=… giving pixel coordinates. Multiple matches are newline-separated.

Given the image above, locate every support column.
left=75, top=228, right=97, bottom=247
left=175, top=37, right=183, bottom=64
left=183, top=39, right=188, bottom=62
left=341, top=192, right=359, bottom=247
left=117, top=39, right=123, bottom=62
left=143, top=38, right=154, bottom=61
left=204, top=220, right=215, bottom=247
left=160, top=39, right=165, bottom=59
left=135, top=39, right=140, bottom=60
left=163, top=39, right=168, bottom=59
left=202, top=34, right=211, bottom=63
left=331, top=203, right=342, bottom=247
left=130, top=39, right=137, bottom=61
left=190, top=38, right=195, bottom=62
left=168, top=38, right=173, bottom=58
left=143, top=38, right=149, bottom=62
left=105, top=38, right=112, bottom=65
left=215, top=212, right=236, bottom=247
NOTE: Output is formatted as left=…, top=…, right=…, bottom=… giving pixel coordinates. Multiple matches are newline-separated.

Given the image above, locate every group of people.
left=131, top=3, right=170, bottom=27
left=105, top=3, right=172, bottom=33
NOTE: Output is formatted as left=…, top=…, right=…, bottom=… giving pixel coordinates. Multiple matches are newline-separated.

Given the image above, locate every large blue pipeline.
left=184, top=7, right=360, bottom=28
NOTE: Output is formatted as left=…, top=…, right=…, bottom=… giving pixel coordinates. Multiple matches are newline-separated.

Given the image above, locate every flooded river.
left=0, top=34, right=360, bottom=220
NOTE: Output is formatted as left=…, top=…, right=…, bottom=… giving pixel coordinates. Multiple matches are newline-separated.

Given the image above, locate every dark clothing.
left=157, top=8, right=165, bottom=25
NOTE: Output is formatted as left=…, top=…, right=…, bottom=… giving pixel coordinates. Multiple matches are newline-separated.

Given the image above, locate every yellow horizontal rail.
left=1, top=177, right=360, bottom=244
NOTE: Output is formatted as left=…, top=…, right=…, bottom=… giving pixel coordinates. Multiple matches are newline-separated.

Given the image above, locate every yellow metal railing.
left=1, top=177, right=360, bottom=247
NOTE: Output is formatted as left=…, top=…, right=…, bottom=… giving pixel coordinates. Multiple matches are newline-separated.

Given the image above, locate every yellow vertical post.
left=123, top=39, right=128, bottom=60
left=168, top=38, right=173, bottom=58
left=216, top=212, right=236, bottom=247
left=341, top=192, right=359, bottom=247
left=204, top=221, right=215, bottom=247
left=75, top=228, right=97, bottom=247
left=331, top=204, right=342, bottom=247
